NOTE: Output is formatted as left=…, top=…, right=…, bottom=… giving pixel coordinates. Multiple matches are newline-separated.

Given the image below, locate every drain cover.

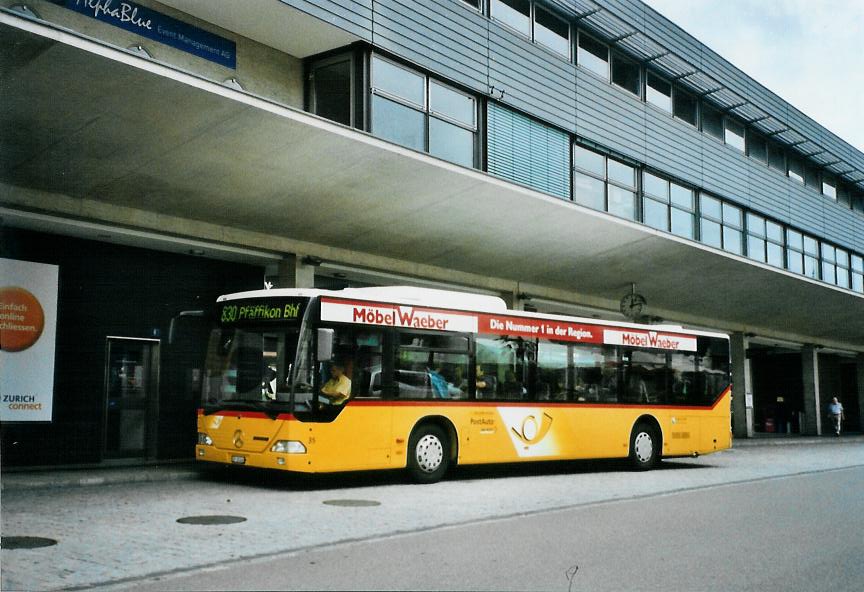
left=1, top=536, right=58, bottom=549
left=322, top=499, right=381, bottom=507
left=176, top=515, right=247, bottom=525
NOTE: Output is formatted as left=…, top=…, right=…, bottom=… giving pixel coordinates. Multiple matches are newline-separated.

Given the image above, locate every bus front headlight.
left=197, top=433, right=213, bottom=446
left=271, top=440, right=306, bottom=454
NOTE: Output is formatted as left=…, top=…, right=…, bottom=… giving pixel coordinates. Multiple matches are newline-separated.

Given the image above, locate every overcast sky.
left=643, top=0, right=864, bottom=153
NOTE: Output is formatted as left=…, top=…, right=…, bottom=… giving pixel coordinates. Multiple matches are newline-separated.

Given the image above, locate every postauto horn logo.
left=512, top=413, right=554, bottom=445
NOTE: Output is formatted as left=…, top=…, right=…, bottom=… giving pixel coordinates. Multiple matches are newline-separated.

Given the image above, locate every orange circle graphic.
left=0, top=287, right=45, bottom=352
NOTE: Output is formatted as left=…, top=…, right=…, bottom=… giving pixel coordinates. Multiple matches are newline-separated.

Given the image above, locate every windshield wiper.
left=205, top=399, right=287, bottom=420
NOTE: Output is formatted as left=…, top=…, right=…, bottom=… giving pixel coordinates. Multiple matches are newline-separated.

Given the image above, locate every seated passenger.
left=320, top=362, right=352, bottom=405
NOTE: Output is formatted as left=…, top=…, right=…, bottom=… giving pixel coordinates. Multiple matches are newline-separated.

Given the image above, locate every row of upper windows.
left=456, top=0, right=864, bottom=215
left=573, top=145, right=864, bottom=293
left=306, top=50, right=864, bottom=295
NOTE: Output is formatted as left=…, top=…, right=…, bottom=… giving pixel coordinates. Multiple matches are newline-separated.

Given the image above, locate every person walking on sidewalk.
left=827, top=397, right=845, bottom=437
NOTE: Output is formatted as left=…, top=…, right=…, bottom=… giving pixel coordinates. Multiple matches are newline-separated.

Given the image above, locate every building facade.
left=1, top=0, right=862, bottom=466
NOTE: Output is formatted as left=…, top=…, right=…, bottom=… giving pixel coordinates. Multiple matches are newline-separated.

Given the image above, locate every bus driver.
left=320, top=362, right=351, bottom=405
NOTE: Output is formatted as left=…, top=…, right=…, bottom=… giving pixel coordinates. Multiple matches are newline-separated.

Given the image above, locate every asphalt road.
left=2, top=441, right=863, bottom=591
left=112, top=466, right=864, bottom=592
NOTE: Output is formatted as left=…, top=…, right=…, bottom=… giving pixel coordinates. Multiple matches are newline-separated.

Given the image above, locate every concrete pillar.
left=801, top=345, right=822, bottom=436
left=730, top=332, right=754, bottom=438
left=857, top=354, right=864, bottom=433
left=276, top=254, right=316, bottom=289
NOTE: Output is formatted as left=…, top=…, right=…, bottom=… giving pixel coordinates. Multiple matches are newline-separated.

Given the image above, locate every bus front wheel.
left=407, top=424, right=450, bottom=483
left=629, top=422, right=660, bottom=470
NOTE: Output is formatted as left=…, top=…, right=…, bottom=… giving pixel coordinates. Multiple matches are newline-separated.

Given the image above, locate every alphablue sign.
left=52, top=0, right=236, bottom=68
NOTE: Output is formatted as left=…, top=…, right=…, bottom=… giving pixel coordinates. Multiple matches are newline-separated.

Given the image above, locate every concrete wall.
left=2, top=0, right=304, bottom=108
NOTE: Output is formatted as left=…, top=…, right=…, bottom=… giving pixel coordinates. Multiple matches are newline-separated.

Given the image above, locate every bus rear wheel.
left=407, top=424, right=450, bottom=483
left=629, top=422, right=660, bottom=470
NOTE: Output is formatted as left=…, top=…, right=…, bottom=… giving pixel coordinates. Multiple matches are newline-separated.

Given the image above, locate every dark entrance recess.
left=749, top=347, right=804, bottom=434
left=820, top=354, right=860, bottom=432
left=0, top=228, right=264, bottom=467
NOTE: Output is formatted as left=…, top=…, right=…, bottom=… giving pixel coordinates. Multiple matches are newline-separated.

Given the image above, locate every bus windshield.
left=202, top=327, right=300, bottom=413
left=201, top=296, right=311, bottom=415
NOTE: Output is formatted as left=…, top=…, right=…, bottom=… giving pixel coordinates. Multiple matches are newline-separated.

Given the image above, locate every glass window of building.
left=701, top=103, right=724, bottom=141
left=767, top=141, right=785, bottom=172
left=371, top=56, right=476, bottom=167
left=372, top=55, right=425, bottom=106
left=310, top=56, right=354, bottom=127
left=851, top=255, right=864, bottom=293
left=670, top=183, right=695, bottom=239
left=534, top=5, right=570, bottom=57
left=853, top=190, right=864, bottom=214
left=721, top=202, right=743, bottom=255
left=822, top=177, right=837, bottom=200
left=573, top=144, right=605, bottom=176
left=572, top=145, right=606, bottom=210
left=459, top=0, right=482, bottom=9
left=642, top=172, right=669, bottom=231
left=371, top=96, right=426, bottom=151
left=699, top=195, right=744, bottom=254
left=821, top=244, right=837, bottom=285
left=765, top=221, right=784, bottom=268
left=837, top=183, right=851, bottom=207
left=611, top=54, right=640, bottom=96
left=573, top=173, right=606, bottom=210
left=607, top=159, right=635, bottom=188
left=804, top=164, right=820, bottom=191
left=430, top=81, right=476, bottom=127
left=490, top=0, right=531, bottom=37
left=786, top=229, right=804, bottom=275
left=672, top=89, right=697, bottom=126
left=699, top=194, right=723, bottom=249
left=646, top=72, right=672, bottom=113
left=747, top=132, right=768, bottom=163
left=836, top=248, right=850, bottom=288
left=724, top=118, right=745, bottom=152
left=577, top=32, right=609, bottom=80
left=571, top=145, right=635, bottom=220
left=803, top=235, right=820, bottom=279
left=788, top=157, right=804, bottom=183
left=746, top=213, right=767, bottom=263
left=607, top=159, right=636, bottom=221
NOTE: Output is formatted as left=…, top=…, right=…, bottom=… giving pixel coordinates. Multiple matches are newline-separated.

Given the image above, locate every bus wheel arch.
left=406, top=417, right=458, bottom=483
left=629, top=415, right=662, bottom=470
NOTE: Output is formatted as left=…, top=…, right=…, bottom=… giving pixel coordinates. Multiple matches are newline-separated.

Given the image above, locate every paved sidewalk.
left=2, top=434, right=861, bottom=492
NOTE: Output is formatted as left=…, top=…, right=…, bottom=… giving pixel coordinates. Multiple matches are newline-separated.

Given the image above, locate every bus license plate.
left=231, top=455, right=246, bottom=465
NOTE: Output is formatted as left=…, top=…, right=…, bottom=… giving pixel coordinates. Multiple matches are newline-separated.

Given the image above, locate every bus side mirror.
left=168, top=310, right=207, bottom=344
left=317, top=328, right=335, bottom=362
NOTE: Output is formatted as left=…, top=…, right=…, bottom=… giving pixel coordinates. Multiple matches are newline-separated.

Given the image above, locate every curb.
left=732, top=435, right=864, bottom=448
left=1, top=466, right=202, bottom=492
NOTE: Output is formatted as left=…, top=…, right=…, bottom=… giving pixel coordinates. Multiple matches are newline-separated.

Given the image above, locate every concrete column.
left=730, top=332, right=754, bottom=438
left=276, top=254, right=316, bottom=289
left=801, top=345, right=822, bottom=436
left=857, top=354, right=864, bottom=433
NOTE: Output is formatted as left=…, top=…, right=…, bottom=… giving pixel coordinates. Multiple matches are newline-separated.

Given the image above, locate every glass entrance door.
left=103, top=338, right=160, bottom=459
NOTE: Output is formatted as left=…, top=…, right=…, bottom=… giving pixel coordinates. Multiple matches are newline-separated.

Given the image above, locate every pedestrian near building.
left=827, top=397, right=845, bottom=437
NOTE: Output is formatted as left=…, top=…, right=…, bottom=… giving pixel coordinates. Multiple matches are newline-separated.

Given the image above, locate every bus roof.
left=218, top=286, right=729, bottom=340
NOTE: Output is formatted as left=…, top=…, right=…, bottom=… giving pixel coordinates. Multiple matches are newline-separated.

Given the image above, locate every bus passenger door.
left=317, top=328, right=392, bottom=470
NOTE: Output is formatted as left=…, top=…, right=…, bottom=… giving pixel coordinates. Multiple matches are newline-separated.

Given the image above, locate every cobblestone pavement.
left=2, top=441, right=863, bottom=591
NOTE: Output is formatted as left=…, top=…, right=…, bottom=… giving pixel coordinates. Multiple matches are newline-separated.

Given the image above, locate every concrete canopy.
left=1, top=16, right=862, bottom=351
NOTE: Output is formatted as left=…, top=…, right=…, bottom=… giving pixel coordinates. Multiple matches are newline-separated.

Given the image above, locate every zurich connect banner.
left=50, top=0, right=236, bottom=68
left=0, top=259, right=59, bottom=422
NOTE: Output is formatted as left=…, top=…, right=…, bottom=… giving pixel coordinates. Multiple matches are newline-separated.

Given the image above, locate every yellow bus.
left=196, top=287, right=731, bottom=482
